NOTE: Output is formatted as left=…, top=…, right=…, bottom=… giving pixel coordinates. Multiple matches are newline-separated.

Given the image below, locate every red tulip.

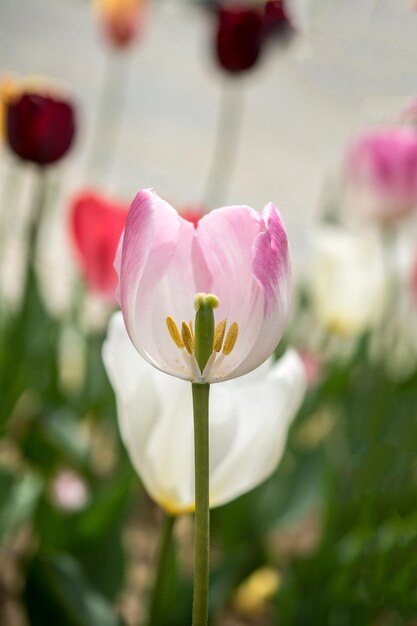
left=70, top=191, right=128, bottom=300
left=71, top=193, right=206, bottom=301
left=215, top=6, right=264, bottom=73
left=6, top=92, right=76, bottom=166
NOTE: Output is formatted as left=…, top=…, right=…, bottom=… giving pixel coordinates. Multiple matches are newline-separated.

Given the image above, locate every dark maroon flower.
left=6, top=92, right=76, bottom=166
left=215, top=6, right=264, bottom=73
left=263, top=0, right=293, bottom=37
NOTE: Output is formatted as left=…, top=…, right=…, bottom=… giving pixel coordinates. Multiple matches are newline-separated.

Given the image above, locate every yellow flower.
left=233, top=567, right=281, bottom=618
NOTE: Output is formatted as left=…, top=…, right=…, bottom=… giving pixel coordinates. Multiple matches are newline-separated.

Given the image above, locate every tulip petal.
left=103, top=314, right=306, bottom=512
left=102, top=313, right=162, bottom=502
left=116, top=189, right=198, bottom=380
left=209, top=350, right=306, bottom=506
left=195, top=203, right=291, bottom=382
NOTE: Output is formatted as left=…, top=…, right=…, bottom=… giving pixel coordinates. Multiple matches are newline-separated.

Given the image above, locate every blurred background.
left=1, top=0, right=417, bottom=625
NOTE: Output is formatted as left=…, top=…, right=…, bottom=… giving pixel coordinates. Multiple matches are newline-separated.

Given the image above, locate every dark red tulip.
left=215, top=6, right=264, bottom=73
left=6, top=92, right=76, bottom=166
left=263, top=0, right=293, bottom=37
left=70, top=191, right=128, bottom=300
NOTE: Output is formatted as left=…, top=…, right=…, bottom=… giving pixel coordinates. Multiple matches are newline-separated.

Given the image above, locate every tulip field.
left=1, top=1, right=417, bottom=625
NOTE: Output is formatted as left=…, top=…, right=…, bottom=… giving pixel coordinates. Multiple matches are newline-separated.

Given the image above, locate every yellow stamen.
left=166, top=316, right=184, bottom=349
left=213, top=320, right=227, bottom=352
left=181, top=321, right=194, bottom=355
left=223, top=322, right=238, bottom=355
left=189, top=320, right=194, bottom=342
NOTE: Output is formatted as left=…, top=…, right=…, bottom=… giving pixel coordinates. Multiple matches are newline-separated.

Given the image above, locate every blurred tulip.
left=263, top=0, right=293, bottom=37
left=6, top=90, right=76, bottom=166
left=70, top=190, right=128, bottom=300
left=345, top=129, right=417, bottom=222
left=0, top=76, right=20, bottom=141
left=312, top=227, right=386, bottom=336
left=115, top=189, right=292, bottom=383
left=215, top=5, right=264, bottom=73
left=95, top=0, right=146, bottom=49
left=103, top=312, right=306, bottom=514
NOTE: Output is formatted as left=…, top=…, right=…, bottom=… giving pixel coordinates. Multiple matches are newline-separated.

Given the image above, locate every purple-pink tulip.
left=345, top=129, right=417, bottom=222
left=115, top=189, right=292, bottom=383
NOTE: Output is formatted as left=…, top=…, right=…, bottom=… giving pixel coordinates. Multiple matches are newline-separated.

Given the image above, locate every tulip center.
left=166, top=293, right=239, bottom=382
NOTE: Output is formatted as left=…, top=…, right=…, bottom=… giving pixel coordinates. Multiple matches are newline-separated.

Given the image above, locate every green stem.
left=192, top=382, right=210, bottom=626
left=25, top=167, right=48, bottom=293
left=146, top=513, right=176, bottom=626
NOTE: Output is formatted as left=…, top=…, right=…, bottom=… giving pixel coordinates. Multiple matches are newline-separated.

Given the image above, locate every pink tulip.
left=115, top=188, right=291, bottom=383
left=345, top=129, right=417, bottom=221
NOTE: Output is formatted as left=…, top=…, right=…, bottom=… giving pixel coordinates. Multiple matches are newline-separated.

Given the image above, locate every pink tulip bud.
left=345, top=129, right=417, bottom=222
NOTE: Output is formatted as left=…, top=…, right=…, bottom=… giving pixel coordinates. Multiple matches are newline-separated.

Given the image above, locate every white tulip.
left=312, top=227, right=386, bottom=336
left=103, top=312, right=307, bottom=515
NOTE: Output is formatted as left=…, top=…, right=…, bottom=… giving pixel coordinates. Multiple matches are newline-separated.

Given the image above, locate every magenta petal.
left=252, top=202, right=291, bottom=315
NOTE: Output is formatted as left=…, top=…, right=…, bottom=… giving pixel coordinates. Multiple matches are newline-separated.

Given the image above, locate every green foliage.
left=274, top=345, right=417, bottom=624
left=0, top=467, right=43, bottom=542
left=24, top=553, right=125, bottom=626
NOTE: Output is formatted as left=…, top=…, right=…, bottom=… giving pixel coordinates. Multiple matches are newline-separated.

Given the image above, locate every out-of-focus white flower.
left=51, top=470, right=89, bottom=512
left=311, top=227, right=386, bottom=336
left=102, top=312, right=306, bottom=515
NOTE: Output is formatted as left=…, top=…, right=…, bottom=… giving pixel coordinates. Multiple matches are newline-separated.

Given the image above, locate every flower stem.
left=26, top=168, right=48, bottom=289
left=203, top=78, right=245, bottom=209
left=146, top=513, right=176, bottom=626
left=192, top=382, right=210, bottom=626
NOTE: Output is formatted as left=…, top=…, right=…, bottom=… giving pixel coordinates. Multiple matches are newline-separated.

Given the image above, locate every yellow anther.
left=189, top=320, right=194, bottom=342
left=181, top=321, right=194, bottom=355
left=223, top=322, right=238, bottom=355
left=166, top=316, right=184, bottom=349
left=214, top=320, right=227, bottom=352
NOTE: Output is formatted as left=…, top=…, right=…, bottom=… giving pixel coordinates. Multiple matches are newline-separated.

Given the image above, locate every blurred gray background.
left=0, top=0, right=416, bottom=310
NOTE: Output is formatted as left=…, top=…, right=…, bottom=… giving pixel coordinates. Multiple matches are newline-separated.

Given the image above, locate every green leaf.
left=24, top=552, right=124, bottom=626
left=0, top=468, right=43, bottom=542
